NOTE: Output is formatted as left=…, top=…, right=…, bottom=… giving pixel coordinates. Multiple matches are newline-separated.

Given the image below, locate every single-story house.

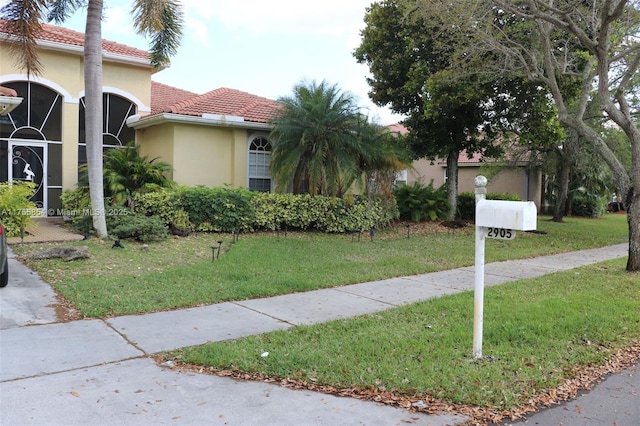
left=1, top=21, right=282, bottom=216
left=387, top=123, right=543, bottom=207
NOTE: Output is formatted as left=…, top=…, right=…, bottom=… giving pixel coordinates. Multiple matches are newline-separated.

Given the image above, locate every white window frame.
left=247, top=133, right=272, bottom=192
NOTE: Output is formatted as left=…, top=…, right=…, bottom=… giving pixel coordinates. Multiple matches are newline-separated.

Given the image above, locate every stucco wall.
left=147, top=124, right=249, bottom=188
left=408, top=158, right=445, bottom=186
left=2, top=42, right=153, bottom=194
left=408, top=159, right=542, bottom=207
left=458, top=167, right=541, bottom=204
left=137, top=124, right=175, bottom=181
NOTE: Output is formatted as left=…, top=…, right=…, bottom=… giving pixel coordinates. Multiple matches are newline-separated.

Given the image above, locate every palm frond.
left=0, top=0, right=48, bottom=75
left=131, top=0, right=183, bottom=69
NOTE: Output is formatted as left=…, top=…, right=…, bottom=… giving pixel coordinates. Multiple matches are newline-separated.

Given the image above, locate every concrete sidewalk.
left=1, top=243, right=637, bottom=425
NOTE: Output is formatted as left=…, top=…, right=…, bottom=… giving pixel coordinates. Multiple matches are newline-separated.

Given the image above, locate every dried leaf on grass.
left=155, top=341, right=640, bottom=426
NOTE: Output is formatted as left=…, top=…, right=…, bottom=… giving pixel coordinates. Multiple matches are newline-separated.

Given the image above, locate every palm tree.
left=354, top=119, right=412, bottom=198
left=270, top=80, right=371, bottom=197
left=102, top=143, right=175, bottom=209
left=1, top=0, right=183, bottom=237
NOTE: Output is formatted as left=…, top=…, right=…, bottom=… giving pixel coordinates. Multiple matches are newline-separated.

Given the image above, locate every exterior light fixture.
left=0, top=95, right=23, bottom=116
left=212, top=240, right=223, bottom=261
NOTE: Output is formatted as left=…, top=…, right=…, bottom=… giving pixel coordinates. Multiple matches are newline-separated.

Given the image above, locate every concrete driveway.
left=0, top=247, right=59, bottom=330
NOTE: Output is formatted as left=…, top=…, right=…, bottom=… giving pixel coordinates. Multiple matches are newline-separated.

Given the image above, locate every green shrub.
left=253, top=192, right=311, bottom=230
left=179, top=186, right=256, bottom=232
left=571, top=193, right=605, bottom=217
left=169, top=208, right=193, bottom=236
left=252, top=193, right=397, bottom=233
left=60, top=187, right=91, bottom=213
left=132, top=189, right=179, bottom=225
left=65, top=185, right=399, bottom=237
left=487, top=192, right=522, bottom=201
left=107, top=211, right=168, bottom=242
left=60, top=188, right=108, bottom=235
left=456, top=192, right=476, bottom=220
left=457, top=192, right=523, bottom=221
left=0, top=181, right=39, bottom=237
left=393, top=181, right=450, bottom=221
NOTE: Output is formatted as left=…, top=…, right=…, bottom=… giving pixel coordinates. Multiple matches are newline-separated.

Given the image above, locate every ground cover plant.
left=168, top=258, right=639, bottom=424
left=12, top=214, right=628, bottom=318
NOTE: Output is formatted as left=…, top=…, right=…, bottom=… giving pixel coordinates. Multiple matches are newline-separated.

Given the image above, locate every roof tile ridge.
left=152, top=80, right=199, bottom=96
left=165, top=93, right=208, bottom=114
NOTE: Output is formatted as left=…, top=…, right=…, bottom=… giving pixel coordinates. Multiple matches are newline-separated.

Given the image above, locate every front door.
left=8, top=142, right=47, bottom=213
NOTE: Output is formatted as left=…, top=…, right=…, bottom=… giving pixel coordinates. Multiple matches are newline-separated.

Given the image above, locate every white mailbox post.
left=473, top=177, right=537, bottom=358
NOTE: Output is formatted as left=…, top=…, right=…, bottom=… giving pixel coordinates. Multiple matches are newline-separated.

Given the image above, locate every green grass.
left=11, top=214, right=629, bottom=317
left=174, top=257, right=640, bottom=412
left=11, top=213, right=636, bottom=419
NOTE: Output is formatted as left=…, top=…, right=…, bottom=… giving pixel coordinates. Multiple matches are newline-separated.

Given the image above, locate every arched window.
left=78, top=93, right=136, bottom=168
left=0, top=81, right=63, bottom=213
left=248, top=136, right=271, bottom=192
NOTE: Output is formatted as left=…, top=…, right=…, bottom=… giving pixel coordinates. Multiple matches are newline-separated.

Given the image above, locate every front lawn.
left=12, top=213, right=637, bottom=423
left=12, top=214, right=629, bottom=318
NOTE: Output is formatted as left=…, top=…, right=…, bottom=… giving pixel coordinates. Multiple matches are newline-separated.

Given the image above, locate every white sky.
left=47, top=0, right=403, bottom=125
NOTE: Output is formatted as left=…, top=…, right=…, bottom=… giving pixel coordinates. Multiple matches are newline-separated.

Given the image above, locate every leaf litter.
left=155, top=341, right=640, bottom=426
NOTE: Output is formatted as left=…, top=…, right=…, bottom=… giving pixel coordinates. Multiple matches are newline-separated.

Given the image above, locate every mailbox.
left=476, top=200, right=537, bottom=231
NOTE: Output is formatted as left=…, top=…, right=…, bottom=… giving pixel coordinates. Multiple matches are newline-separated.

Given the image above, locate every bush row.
left=570, top=193, right=606, bottom=217
left=457, top=192, right=523, bottom=221
left=62, top=186, right=399, bottom=240
left=393, top=181, right=450, bottom=221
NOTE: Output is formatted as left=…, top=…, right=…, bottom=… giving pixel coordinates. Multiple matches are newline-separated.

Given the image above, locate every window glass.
left=248, top=136, right=272, bottom=192
left=78, top=93, right=136, bottom=176
left=79, top=93, right=136, bottom=146
left=0, top=82, right=61, bottom=140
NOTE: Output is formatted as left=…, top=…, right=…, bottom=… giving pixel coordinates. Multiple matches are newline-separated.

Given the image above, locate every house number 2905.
left=486, top=227, right=515, bottom=240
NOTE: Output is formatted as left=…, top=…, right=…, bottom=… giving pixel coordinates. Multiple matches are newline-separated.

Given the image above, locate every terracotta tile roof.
left=0, top=20, right=150, bottom=61
left=387, top=123, right=408, bottom=135
left=458, top=151, right=484, bottom=164
left=389, top=123, right=505, bottom=165
left=150, top=81, right=199, bottom=115
left=2, top=20, right=282, bottom=125
left=151, top=83, right=282, bottom=124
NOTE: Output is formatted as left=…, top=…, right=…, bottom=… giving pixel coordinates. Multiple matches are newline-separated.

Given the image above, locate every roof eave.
left=35, top=39, right=152, bottom=68
left=127, top=112, right=272, bottom=131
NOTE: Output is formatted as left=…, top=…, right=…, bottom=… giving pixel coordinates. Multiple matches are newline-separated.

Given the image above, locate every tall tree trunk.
left=626, top=149, right=640, bottom=271
left=565, top=116, right=638, bottom=271
left=84, top=0, right=108, bottom=237
left=552, top=148, right=570, bottom=223
left=627, top=191, right=639, bottom=271
left=446, top=149, right=458, bottom=220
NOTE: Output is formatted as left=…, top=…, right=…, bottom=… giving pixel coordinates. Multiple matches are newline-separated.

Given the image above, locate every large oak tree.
left=355, top=0, right=559, bottom=219
left=473, top=0, right=640, bottom=271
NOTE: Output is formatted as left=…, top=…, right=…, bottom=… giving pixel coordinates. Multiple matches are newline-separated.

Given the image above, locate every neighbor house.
left=0, top=21, right=282, bottom=216
left=388, top=123, right=543, bottom=207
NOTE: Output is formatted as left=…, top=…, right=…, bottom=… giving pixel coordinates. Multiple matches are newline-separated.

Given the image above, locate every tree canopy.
left=477, top=0, right=640, bottom=270
left=366, top=0, right=640, bottom=270
left=354, top=0, right=561, bottom=219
